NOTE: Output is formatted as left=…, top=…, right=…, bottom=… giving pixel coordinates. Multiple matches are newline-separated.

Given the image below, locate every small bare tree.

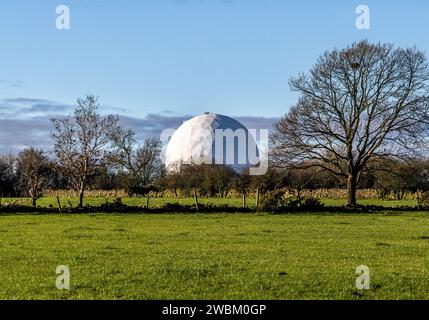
left=271, top=41, right=429, bottom=206
left=16, top=148, right=51, bottom=207
left=286, top=166, right=320, bottom=206
left=51, top=95, right=118, bottom=207
left=109, top=126, right=162, bottom=197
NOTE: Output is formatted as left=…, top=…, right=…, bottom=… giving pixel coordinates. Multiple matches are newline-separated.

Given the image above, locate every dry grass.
left=43, top=188, right=420, bottom=200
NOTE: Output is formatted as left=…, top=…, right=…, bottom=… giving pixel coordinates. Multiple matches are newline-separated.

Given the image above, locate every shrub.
left=418, top=191, right=429, bottom=209
left=162, top=202, right=186, bottom=211
left=301, top=196, right=324, bottom=209
left=259, top=191, right=324, bottom=212
left=259, top=190, right=287, bottom=212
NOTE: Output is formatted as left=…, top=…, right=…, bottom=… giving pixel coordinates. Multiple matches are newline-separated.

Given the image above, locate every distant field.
left=323, top=198, right=418, bottom=207
left=0, top=212, right=428, bottom=299
left=0, top=196, right=419, bottom=209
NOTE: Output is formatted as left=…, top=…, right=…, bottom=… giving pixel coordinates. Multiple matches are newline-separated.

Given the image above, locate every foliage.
left=0, top=155, right=17, bottom=196
left=162, top=164, right=238, bottom=197
left=259, top=190, right=324, bottom=212
left=418, top=191, right=429, bottom=209
left=259, top=190, right=288, bottom=212
left=372, top=159, right=429, bottom=199
left=301, top=196, right=324, bottom=209
left=109, top=126, right=163, bottom=196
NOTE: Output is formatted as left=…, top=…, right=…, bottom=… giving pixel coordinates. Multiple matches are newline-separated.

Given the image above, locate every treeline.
left=157, top=160, right=429, bottom=201
left=1, top=94, right=429, bottom=208
left=1, top=145, right=429, bottom=206
left=0, top=95, right=164, bottom=207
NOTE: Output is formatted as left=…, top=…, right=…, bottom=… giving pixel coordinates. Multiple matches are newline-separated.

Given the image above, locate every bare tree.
left=16, top=148, right=51, bottom=207
left=51, top=95, right=118, bottom=207
left=271, top=41, right=429, bottom=206
left=285, top=166, right=320, bottom=206
left=370, top=157, right=429, bottom=199
left=109, top=126, right=162, bottom=197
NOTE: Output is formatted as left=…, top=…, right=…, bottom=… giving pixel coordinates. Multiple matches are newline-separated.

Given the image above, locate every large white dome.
left=164, top=113, right=258, bottom=172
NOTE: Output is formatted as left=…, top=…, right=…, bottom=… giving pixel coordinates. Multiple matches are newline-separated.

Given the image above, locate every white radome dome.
left=164, top=113, right=258, bottom=172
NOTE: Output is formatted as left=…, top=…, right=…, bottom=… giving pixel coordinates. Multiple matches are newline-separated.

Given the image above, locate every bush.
left=418, top=191, right=429, bottom=209
left=162, top=202, right=186, bottom=211
left=259, top=190, right=287, bottom=212
left=260, top=191, right=324, bottom=212
left=301, top=196, right=324, bottom=209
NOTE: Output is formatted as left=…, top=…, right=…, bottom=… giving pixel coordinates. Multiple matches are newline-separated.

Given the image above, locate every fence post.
left=242, top=193, right=246, bottom=208
left=193, top=189, right=199, bottom=211
left=56, top=195, right=63, bottom=213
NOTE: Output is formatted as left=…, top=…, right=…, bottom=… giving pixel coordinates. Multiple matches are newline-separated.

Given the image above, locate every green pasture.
left=0, top=211, right=428, bottom=299
left=0, top=196, right=419, bottom=209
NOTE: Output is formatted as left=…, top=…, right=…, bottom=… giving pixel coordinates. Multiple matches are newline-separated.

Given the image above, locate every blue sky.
left=0, top=0, right=428, bottom=151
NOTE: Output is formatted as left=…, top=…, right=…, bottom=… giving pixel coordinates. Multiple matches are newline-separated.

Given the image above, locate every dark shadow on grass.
left=0, top=202, right=427, bottom=216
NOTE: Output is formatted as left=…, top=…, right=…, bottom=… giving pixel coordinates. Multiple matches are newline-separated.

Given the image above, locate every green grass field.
left=1, top=211, right=428, bottom=299
left=1, top=196, right=419, bottom=209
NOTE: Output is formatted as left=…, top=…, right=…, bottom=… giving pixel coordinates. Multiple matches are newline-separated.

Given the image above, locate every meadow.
left=0, top=202, right=428, bottom=299
left=0, top=196, right=419, bottom=209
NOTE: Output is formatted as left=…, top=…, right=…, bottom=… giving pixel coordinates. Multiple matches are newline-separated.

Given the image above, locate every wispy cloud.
left=119, top=113, right=278, bottom=142
left=0, top=98, right=72, bottom=119
left=0, top=80, right=24, bottom=88
left=0, top=117, right=52, bottom=154
left=0, top=97, right=278, bottom=154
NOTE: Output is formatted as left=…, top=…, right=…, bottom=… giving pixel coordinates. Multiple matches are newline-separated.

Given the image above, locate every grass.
left=1, top=196, right=419, bottom=209
left=3, top=196, right=248, bottom=208
left=322, top=198, right=417, bottom=207
left=0, top=211, right=429, bottom=299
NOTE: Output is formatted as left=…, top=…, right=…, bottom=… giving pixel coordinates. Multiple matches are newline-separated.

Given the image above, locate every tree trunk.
left=242, top=193, right=246, bottom=208
left=78, top=185, right=85, bottom=208
left=296, top=188, right=302, bottom=207
left=146, top=194, right=150, bottom=209
left=347, top=174, right=357, bottom=207
left=56, top=195, right=62, bottom=213
left=32, top=197, right=37, bottom=207
left=256, top=188, right=260, bottom=209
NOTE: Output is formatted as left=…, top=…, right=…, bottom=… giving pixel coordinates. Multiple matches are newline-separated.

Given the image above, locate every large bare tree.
left=51, top=95, right=118, bottom=207
left=271, top=41, right=429, bottom=206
